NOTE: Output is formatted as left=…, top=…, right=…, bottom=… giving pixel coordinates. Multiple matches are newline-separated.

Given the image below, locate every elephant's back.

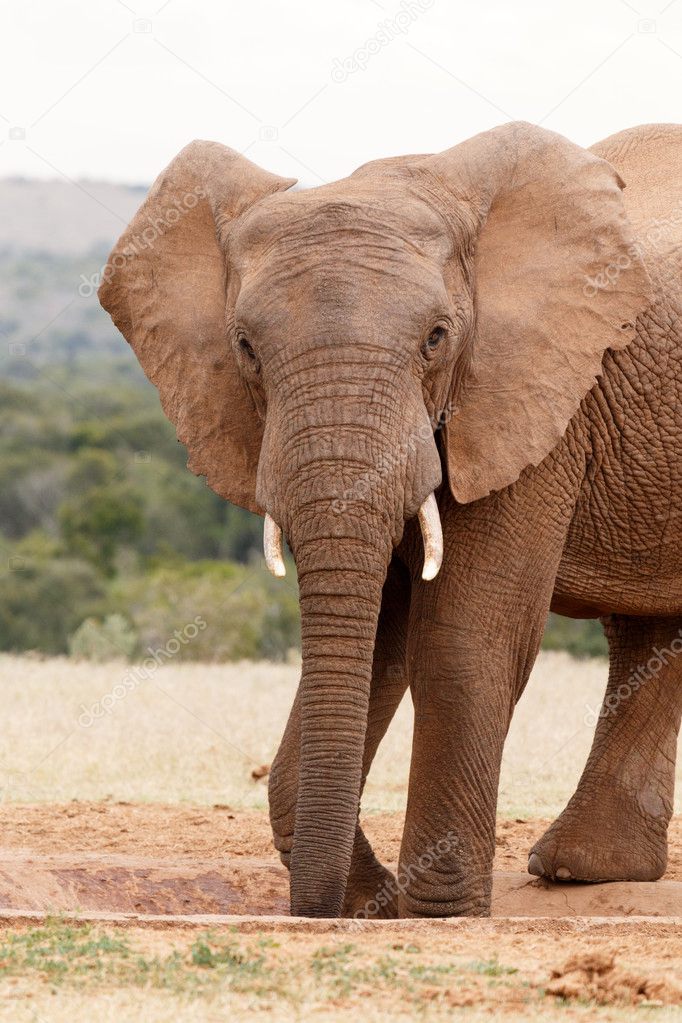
left=590, top=124, right=682, bottom=269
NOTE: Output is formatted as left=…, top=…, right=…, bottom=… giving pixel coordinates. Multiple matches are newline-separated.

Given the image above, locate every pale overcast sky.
left=2, top=0, right=682, bottom=186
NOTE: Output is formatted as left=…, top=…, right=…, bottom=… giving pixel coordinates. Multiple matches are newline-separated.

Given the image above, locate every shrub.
left=542, top=613, right=607, bottom=658
left=113, top=560, right=300, bottom=662
left=0, top=552, right=106, bottom=654
left=68, top=613, right=138, bottom=661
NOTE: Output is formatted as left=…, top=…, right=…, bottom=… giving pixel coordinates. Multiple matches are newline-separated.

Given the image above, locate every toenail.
left=527, top=853, right=544, bottom=877
left=555, top=866, right=572, bottom=880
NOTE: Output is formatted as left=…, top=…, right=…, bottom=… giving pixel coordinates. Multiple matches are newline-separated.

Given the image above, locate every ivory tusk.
left=264, top=513, right=286, bottom=578
left=418, top=492, right=443, bottom=581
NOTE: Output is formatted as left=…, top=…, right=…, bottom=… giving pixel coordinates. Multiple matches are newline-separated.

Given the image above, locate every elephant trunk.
left=288, top=533, right=389, bottom=917
left=256, top=356, right=443, bottom=917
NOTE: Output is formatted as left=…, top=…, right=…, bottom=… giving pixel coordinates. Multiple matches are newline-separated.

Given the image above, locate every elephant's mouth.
left=263, top=491, right=443, bottom=582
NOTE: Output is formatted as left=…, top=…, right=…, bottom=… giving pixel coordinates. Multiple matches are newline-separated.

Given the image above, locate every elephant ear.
left=98, top=142, right=295, bottom=514
left=423, top=122, right=652, bottom=504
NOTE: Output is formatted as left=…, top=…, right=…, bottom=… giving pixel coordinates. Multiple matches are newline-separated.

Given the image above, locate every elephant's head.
left=99, top=122, right=649, bottom=916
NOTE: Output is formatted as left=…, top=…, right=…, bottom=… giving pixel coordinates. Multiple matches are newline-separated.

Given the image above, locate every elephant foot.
left=275, top=823, right=398, bottom=917
left=528, top=779, right=669, bottom=883
left=342, top=828, right=399, bottom=918
left=342, top=861, right=399, bottom=919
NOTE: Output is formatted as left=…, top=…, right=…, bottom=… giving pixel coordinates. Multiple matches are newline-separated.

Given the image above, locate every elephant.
left=98, top=121, right=682, bottom=919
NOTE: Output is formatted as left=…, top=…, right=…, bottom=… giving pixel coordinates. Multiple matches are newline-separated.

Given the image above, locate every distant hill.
left=0, top=177, right=149, bottom=378
left=0, top=177, right=147, bottom=255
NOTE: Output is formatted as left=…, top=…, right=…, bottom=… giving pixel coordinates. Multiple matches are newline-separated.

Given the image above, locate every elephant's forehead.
left=231, top=178, right=449, bottom=260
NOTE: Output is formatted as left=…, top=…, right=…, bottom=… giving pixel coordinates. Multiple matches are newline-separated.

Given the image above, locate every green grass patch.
left=0, top=920, right=524, bottom=1009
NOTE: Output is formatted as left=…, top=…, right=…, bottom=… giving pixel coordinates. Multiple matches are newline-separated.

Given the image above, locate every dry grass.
left=1, top=650, right=680, bottom=817
left=1, top=991, right=678, bottom=1023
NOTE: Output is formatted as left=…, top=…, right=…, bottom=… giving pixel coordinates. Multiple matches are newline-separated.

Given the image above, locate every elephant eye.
left=422, top=325, right=447, bottom=360
left=237, top=334, right=258, bottom=362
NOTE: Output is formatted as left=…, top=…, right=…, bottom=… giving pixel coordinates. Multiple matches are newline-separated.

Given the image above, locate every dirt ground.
left=0, top=654, right=680, bottom=1019
left=0, top=800, right=682, bottom=881
left=0, top=803, right=678, bottom=1022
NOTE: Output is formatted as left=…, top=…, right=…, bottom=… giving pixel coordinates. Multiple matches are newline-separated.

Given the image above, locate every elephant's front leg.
left=398, top=485, right=573, bottom=917
left=398, top=615, right=515, bottom=916
left=268, top=556, right=411, bottom=917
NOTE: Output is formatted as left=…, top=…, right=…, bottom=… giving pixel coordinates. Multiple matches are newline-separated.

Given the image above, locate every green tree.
left=59, top=484, right=144, bottom=575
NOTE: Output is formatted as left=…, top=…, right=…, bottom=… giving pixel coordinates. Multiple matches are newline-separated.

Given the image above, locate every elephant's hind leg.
left=530, top=614, right=682, bottom=882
